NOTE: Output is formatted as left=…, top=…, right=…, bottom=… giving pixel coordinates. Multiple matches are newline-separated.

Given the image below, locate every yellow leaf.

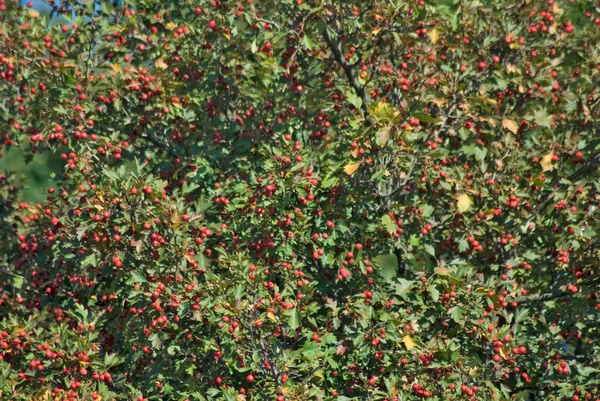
left=111, top=63, right=122, bottom=74
left=371, top=101, right=389, bottom=115
left=155, top=58, right=168, bottom=69
left=171, top=210, right=181, bottom=229
left=165, top=22, right=177, bottom=30
left=480, top=96, right=497, bottom=106
left=403, top=335, right=416, bottom=350
left=28, top=9, right=40, bottom=18
left=267, top=311, right=277, bottom=321
left=479, top=116, right=497, bottom=127
left=432, top=98, right=447, bottom=107
left=223, top=33, right=231, bottom=41
left=540, top=152, right=554, bottom=172
left=499, top=347, right=507, bottom=360
left=518, top=85, right=525, bottom=93
left=552, top=3, right=564, bottom=14
left=434, top=267, right=451, bottom=276
left=344, top=162, right=361, bottom=176
left=549, top=24, right=557, bottom=35
left=457, top=193, right=474, bottom=213
left=502, top=118, right=518, bottom=134
left=427, top=28, right=440, bottom=44
left=506, top=64, right=519, bottom=74
left=12, top=326, right=25, bottom=335
left=237, top=395, right=247, bottom=401
left=376, top=126, right=391, bottom=145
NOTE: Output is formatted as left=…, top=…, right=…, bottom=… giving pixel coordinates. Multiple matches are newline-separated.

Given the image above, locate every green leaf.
left=286, top=308, right=301, bottom=331
left=428, top=285, right=440, bottom=302
left=410, top=235, right=420, bottom=247
left=422, top=204, right=435, bottom=218
left=81, top=253, right=97, bottom=267
left=413, top=112, right=438, bottom=124
left=12, top=275, right=24, bottom=290
left=448, top=306, right=465, bottom=324
left=514, top=309, right=529, bottom=323
left=130, top=270, right=147, bottom=283
left=458, top=239, right=470, bottom=252
left=533, top=108, right=552, bottom=128
left=103, top=353, right=121, bottom=367
left=394, top=279, right=414, bottom=297
left=375, top=253, right=398, bottom=279
left=347, top=90, right=363, bottom=111
left=381, top=215, right=396, bottom=234
left=301, top=35, right=316, bottom=50
left=576, top=365, right=598, bottom=377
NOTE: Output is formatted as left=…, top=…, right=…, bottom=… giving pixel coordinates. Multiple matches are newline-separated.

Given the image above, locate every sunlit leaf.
left=457, top=194, right=474, bottom=213
left=344, top=162, right=361, bottom=176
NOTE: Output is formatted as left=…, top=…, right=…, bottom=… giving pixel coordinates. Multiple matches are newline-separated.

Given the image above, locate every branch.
left=0, top=268, right=24, bottom=279
left=518, top=290, right=572, bottom=305
left=322, top=27, right=372, bottom=124
left=519, top=277, right=600, bottom=305
left=534, top=148, right=600, bottom=217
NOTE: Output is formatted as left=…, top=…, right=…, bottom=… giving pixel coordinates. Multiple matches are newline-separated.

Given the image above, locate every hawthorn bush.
left=1, top=0, right=600, bottom=400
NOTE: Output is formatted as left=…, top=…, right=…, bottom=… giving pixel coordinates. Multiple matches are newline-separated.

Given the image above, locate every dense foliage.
left=1, top=0, right=600, bottom=400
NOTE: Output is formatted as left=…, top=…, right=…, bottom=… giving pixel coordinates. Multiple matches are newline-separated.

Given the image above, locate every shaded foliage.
left=1, top=0, right=600, bottom=400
